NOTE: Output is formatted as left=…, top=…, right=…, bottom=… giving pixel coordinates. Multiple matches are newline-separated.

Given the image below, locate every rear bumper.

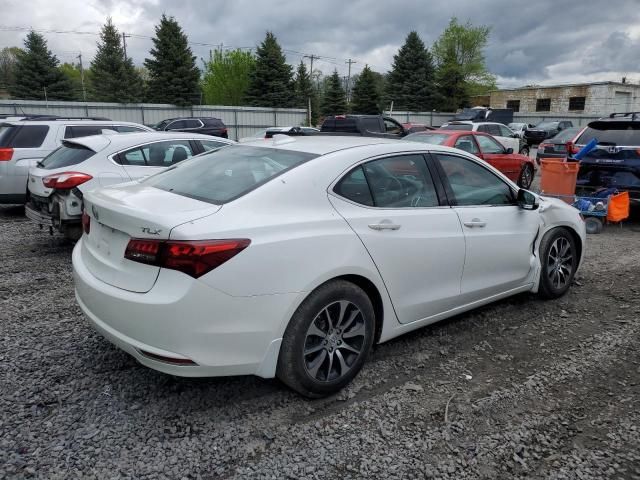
left=72, top=238, right=300, bottom=378
left=25, top=204, right=53, bottom=225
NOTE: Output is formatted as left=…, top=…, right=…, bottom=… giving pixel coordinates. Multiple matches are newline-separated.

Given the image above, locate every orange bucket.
left=606, top=191, right=630, bottom=222
left=540, top=158, right=580, bottom=199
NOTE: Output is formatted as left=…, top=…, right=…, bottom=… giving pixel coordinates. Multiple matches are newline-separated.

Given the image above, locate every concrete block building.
left=486, top=81, right=640, bottom=115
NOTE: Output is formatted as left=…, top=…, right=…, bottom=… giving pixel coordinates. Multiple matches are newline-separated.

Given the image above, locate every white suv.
left=0, top=116, right=152, bottom=204
left=439, top=121, right=528, bottom=156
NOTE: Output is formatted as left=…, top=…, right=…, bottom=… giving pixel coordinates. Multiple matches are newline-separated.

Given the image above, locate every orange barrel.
left=540, top=158, right=580, bottom=200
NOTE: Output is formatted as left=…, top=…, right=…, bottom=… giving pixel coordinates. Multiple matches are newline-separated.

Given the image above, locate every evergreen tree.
left=245, top=32, right=294, bottom=108
left=144, top=14, right=201, bottom=106
left=9, top=31, right=74, bottom=100
left=293, top=61, right=318, bottom=124
left=385, top=31, right=437, bottom=111
left=90, top=18, right=143, bottom=103
left=350, top=65, right=381, bottom=115
left=321, top=70, right=347, bottom=116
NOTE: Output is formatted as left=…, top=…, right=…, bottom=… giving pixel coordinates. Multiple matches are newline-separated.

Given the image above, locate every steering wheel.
left=378, top=176, right=404, bottom=194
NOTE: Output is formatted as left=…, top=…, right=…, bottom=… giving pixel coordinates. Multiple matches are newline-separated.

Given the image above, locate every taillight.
left=124, top=239, right=250, bottom=278
left=82, top=211, right=91, bottom=235
left=0, top=148, right=13, bottom=161
left=566, top=142, right=580, bottom=155
left=43, top=172, right=93, bottom=190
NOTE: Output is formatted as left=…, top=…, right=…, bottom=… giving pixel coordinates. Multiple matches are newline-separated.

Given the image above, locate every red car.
left=404, top=130, right=536, bottom=189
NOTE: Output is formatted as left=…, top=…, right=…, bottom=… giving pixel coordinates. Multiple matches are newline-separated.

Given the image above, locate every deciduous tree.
left=202, top=49, right=255, bottom=105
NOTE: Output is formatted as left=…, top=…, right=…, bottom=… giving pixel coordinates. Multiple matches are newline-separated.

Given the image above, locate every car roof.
left=2, top=119, right=150, bottom=127
left=241, top=134, right=470, bottom=156
left=62, top=131, right=235, bottom=150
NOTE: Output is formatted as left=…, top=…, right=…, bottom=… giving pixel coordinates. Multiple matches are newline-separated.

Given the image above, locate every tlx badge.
left=141, top=227, right=161, bottom=235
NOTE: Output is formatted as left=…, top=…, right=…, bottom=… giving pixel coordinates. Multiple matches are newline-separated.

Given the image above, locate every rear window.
left=203, top=118, right=224, bottom=127
left=404, top=133, right=451, bottom=145
left=535, top=122, right=558, bottom=129
left=40, top=143, right=96, bottom=169
left=0, top=125, right=49, bottom=148
left=145, top=145, right=318, bottom=204
left=442, top=124, right=473, bottom=131
left=576, top=122, right=640, bottom=146
left=552, top=128, right=580, bottom=142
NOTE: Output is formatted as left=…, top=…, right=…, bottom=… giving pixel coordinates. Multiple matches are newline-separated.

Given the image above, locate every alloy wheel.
left=303, top=300, right=366, bottom=382
left=547, top=236, right=573, bottom=290
left=520, top=164, right=533, bottom=189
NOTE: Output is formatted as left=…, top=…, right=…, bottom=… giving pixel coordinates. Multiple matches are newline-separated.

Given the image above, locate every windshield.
left=40, top=144, right=96, bottom=169
left=535, top=122, right=559, bottom=129
left=145, top=145, right=319, bottom=204
left=551, top=128, right=580, bottom=142
left=404, top=133, right=451, bottom=145
left=441, top=124, right=473, bottom=131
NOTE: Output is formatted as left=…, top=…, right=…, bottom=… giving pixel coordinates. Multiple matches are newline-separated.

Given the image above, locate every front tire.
left=538, top=228, right=578, bottom=299
left=520, top=145, right=530, bottom=157
left=277, top=280, right=375, bottom=398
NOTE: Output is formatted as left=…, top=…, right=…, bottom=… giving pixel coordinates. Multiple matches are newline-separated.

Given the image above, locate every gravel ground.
left=1, top=201, right=639, bottom=480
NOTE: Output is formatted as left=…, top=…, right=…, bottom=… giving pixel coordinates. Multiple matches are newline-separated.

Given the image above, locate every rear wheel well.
left=334, top=274, right=384, bottom=345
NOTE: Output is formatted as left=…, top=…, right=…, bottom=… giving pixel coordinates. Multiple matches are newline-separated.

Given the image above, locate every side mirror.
left=505, top=147, right=514, bottom=154
left=517, top=189, right=539, bottom=210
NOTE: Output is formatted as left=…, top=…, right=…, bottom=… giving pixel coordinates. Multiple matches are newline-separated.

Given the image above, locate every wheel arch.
left=333, top=274, right=385, bottom=345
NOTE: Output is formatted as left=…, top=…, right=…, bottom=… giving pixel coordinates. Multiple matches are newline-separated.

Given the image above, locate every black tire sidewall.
left=518, top=164, right=534, bottom=189
left=277, top=280, right=375, bottom=398
left=539, top=228, right=578, bottom=299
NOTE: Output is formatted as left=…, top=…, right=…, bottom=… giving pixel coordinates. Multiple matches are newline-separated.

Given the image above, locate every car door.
left=433, top=152, right=540, bottom=301
left=116, top=140, right=196, bottom=180
left=453, top=134, right=481, bottom=157
left=474, top=134, right=521, bottom=181
left=329, top=153, right=466, bottom=324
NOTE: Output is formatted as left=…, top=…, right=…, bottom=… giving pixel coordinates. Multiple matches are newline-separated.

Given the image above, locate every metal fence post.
left=234, top=108, right=239, bottom=141
left=85, top=104, right=90, bottom=117
left=140, top=106, right=145, bottom=125
left=274, top=109, right=277, bottom=126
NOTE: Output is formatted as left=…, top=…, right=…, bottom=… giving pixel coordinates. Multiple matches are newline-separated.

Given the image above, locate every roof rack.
left=18, top=115, right=112, bottom=121
left=608, top=112, right=640, bottom=120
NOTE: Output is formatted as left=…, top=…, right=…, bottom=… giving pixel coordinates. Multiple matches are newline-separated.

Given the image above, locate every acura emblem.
left=91, top=205, right=99, bottom=221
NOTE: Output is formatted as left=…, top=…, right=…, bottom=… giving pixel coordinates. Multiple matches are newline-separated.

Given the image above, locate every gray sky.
left=2, top=0, right=640, bottom=88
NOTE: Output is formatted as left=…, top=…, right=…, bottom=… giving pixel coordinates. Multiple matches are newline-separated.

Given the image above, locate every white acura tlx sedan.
left=73, top=135, right=586, bottom=397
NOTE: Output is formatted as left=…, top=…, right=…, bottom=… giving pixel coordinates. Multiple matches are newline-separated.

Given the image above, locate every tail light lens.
left=0, top=148, right=14, bottom=161
left=124, top=238, right=250, bottom=278
left=82, top=211, right=90, bottom=235
left=43, top=172, right=93, bottom=190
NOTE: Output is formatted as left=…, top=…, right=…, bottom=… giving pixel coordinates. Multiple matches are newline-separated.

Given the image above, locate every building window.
left=569, top=96, right=585, bottom=111
left=536, top=98, right=551, bottom=112
left=506, top=100, right=520, bottom=112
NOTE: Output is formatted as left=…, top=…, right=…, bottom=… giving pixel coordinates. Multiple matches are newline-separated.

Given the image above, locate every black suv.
left=524, top=120, right=573, bottom=145
left=574, top=112, right=640, bottom=205
left=153, top=117, right=228, bottom=138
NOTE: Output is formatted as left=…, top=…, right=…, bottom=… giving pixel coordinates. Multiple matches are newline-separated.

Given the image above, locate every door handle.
left=368, top=222, right=401, bottom=231
left=463, top=218, right=487, bottom=228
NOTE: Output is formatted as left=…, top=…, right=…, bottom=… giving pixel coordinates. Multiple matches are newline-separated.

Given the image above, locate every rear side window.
left=65, top=125, right=116, bottom=138
left=203, top=118, right=224, bottom=127
left=145, top=146, right=318, bottom=204
left=40, top=144, right=95, bottom=169
left=115, top=125, right=146, bottom=133
left=116, top=140, right=195, bottom=166
left=200, top=140, right=230, bottom=152
left=0, top=125, right=49, bottom=148
left=576, top=122, right=640, bottom=146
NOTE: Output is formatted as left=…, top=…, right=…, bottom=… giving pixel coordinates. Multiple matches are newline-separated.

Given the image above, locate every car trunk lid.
left=81, top=183, right=221, bottom=292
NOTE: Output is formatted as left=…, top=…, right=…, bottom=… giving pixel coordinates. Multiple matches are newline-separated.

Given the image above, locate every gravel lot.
left=1, top=201, right=639, bottom=480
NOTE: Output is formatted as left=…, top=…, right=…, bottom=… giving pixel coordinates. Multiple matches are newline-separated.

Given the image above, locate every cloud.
left=1, top=0, right=640, bottom=87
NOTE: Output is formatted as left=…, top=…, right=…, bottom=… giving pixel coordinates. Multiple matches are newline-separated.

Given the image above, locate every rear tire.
left=277, top=280, right=375, bottom=398
left=517, top=163, right=535, bottom=189
left=538, top=228, right=578, bottom=299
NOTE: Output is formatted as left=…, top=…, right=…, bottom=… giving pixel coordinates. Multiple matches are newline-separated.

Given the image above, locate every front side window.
left=335, top=155, right=439, bottom=208
left=117, top=140, right=195, bottom=166
left=436, top=154, right=515, bottom=206
left=454, top=135, right=479, bottom=154
left=476, top=135, right=505, bottom=154
left=145, top=146, right=318, bottom=204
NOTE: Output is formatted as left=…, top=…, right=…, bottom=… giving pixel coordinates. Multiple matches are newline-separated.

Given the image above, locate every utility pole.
left=303, top=54, right=320, bottom=78
left=345, top=58, right=357, bottom=102
left=122, top=32, right=128, bottom=61
left=77, top=53, right=87, bottom=101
